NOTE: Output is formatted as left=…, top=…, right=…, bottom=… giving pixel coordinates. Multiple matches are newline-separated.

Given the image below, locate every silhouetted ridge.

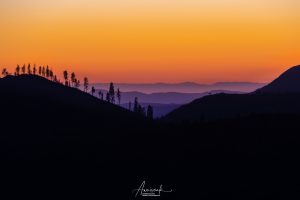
left=4, top=71, right=300, bottom=198
left=0, top=74, right=135, bottom=119
left=165, top=65, right=300, bottom=121
left=0, top=74, right=148, bottom=160
left=256, top=65, right=300, bottom=93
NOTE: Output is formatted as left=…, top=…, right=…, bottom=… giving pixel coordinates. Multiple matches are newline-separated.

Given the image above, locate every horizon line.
left=90, top=81, right=267, bottom=85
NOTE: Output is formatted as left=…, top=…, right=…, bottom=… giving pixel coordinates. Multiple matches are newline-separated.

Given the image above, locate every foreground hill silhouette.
left=0, top=74, right=147, bottom=160
left=3, top=72, right=300, bottom=198
left=256, top=65, right=300, bottom=93
left=165, top=65, right=300, bottom=121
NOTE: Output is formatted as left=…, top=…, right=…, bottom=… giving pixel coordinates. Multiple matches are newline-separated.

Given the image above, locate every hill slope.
left=3, top=75, right=300, bottom=198
left=0, top=75, right=145, bottom=160
left=165, top=65, right=300, bottom=121
left=256, top=65, right=300, bottom=93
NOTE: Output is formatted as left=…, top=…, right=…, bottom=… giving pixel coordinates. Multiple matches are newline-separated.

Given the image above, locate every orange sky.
left=0, top=0, right=299, bottom=83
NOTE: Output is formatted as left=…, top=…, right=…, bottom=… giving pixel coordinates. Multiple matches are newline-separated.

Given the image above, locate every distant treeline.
left=1, top=64, right=153, bottom=119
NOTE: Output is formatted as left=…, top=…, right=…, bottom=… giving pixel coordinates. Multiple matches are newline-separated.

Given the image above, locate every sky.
left=0, top=0, right=299, bottom=83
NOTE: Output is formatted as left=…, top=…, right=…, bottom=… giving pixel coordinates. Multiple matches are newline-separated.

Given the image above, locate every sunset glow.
left=1, top=0, right=299, bottom=83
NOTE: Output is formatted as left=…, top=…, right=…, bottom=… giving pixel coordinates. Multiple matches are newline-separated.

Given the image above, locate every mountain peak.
left=256, top=65, right=300, bottom=93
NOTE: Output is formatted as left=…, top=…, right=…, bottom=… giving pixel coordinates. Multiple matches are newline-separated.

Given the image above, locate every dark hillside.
left=165, top=65, right=300, bottom=122
left=2, top=73, right=300, bottom=198
left=0, top=75, right=147, bottom=160
left=256, top=65, right=300, bottom=93
left=165, top=93, right=300, bottom=121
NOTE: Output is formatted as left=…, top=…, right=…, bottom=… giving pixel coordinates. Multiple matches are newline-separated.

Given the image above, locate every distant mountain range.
left=92, top=81, right=265, bottom=118
left=93, top=82, right=265, bottom=93
left=121, top=103, right=181, bottom=118
left=97, top=89, right=244, bottom=104
left=97, top=89, right=244, bottom=117
left=165, top=65, right=300, bottom=121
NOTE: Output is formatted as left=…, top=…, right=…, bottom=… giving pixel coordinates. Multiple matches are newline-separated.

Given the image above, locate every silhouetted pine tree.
left=75, top=79, right=80, bottom=88
left=139, top=105, right=146, bottom=116
left=133, top=97, right=146, bottom=116
left=84, top=77, right=89, bottom=92
left=129, top=101, right=132, bottom=111
left=42, top=66, right=45, bottom=77
left=33, top=64, right=36, bottom=75
left=22, top=64, right=26, bottom=74
left=38, top=66, right=42, bottom=75
left=71, top=72, right=76, bottom=87
left=106, top=92, right=110, bottom=102
left=134, top=97, right=139, bottom=113
left=15, top=65, right=20, bottom=75
left=91, top=86, right=96, bottom=96
left=27, top=63, right=31, bottom=74
left=108, top=82, right=115, bottom=103
left=117, top=88, right=121, bottom=105
left=63, top=70, right=68, bottom=86
left=98, top=90, right=103, bottom=100
left=147, top=105, right=154, bottom=120
left=49, top=70, right=53, bottom=80
left=46, top=66, right=50, bottom=78
left=2, top=68, right=8, bottom=77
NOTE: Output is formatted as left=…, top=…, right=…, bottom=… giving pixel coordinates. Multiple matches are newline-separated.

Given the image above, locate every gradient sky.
left=0, top=0, right=299, bottom=83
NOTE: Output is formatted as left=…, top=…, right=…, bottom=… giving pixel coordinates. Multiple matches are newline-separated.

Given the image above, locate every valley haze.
left=92, top=82, right=262, bottom=117
left=92, top=82, right=265, bottom=94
